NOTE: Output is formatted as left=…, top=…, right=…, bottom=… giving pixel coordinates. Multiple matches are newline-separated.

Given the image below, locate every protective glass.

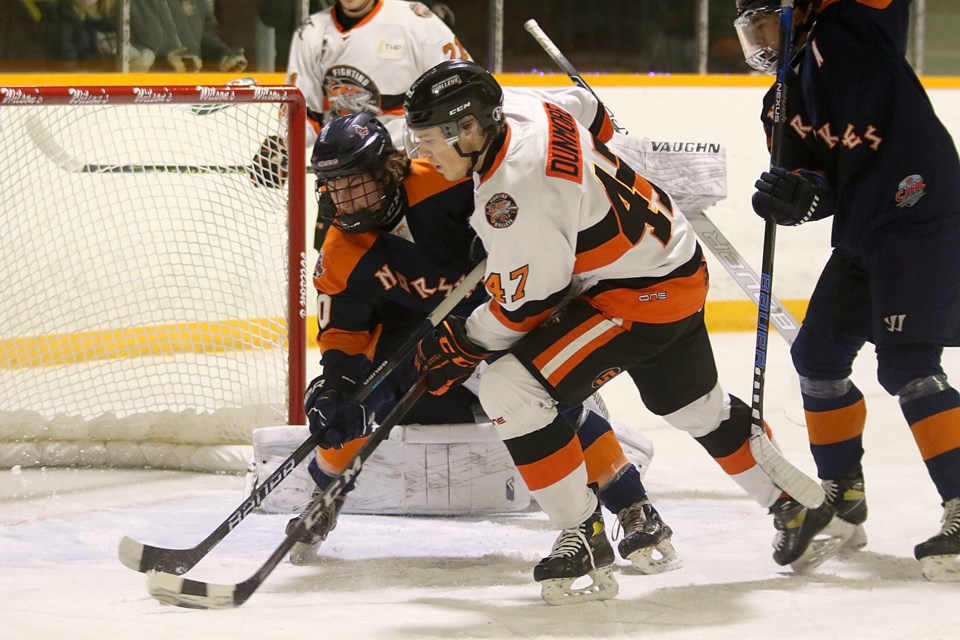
left=402, top=121, right=462, bottom=159
left=734, top=8, right=783, bottom=74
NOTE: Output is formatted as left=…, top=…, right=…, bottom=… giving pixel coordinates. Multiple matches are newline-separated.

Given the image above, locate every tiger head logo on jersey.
left=324, top=66, right=382, bottom=116
left=484, top=193, right=518, bottom=229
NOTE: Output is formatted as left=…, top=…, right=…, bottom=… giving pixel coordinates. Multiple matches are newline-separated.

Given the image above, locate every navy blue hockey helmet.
left=311, top=112, right=403, bottom=233
left=312, top=111, right=394, bottom=179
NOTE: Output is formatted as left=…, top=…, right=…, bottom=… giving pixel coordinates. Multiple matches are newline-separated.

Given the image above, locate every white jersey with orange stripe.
left=466, top=91, right=700, bottom=352
left=287, top=0, right=469, bottom=145
left=502, top=86, right=615, bottom=143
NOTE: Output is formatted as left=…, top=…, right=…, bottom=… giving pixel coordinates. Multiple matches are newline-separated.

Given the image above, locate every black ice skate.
left=914, top=497, right=960, bottom=582
left=615, top=499, right=682, bottom=574
left=533, top=503, right=619, bottom=605
left=286, top=489, right=346, bottom=566
left=822, top=474, right=868, bottom=551
left=770, top=496, right=848, bottom=571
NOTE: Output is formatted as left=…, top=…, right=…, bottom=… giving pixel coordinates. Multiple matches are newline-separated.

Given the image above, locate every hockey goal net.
left=0, top=84, right=307, bottom=472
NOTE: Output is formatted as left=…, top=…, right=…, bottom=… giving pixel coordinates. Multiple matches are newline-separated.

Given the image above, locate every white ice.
left=2, top=332, right=957, bottom=639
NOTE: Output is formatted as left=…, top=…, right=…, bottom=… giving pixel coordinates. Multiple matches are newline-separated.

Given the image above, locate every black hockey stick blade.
left=118, top=435, right=318, bottom=575
left=147, top=377, right=428, bottom=609
left=120, top=260, right=485, bottom=575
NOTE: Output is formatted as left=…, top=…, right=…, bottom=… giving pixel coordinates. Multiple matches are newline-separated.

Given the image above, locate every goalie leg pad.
left=248, top=423, right=531, bottom=516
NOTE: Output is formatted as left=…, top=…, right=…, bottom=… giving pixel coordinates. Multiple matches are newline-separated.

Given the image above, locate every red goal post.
left=0, top=84, right=307, bottom=472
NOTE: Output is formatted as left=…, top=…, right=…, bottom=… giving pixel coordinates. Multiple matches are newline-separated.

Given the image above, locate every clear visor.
left=402, top=121, right=462, bottom=159
left=734, top=8, right=782, bottom=74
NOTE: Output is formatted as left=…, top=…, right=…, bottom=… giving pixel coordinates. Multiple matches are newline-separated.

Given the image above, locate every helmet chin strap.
left=453, top=133, right=495, bottom=175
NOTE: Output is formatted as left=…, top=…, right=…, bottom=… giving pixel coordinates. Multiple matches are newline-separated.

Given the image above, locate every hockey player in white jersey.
left=287, top=0, right=470, bottom=146
left=285, top=0, right=470, bottom=249
left=404, top=60, right=844, bottom=605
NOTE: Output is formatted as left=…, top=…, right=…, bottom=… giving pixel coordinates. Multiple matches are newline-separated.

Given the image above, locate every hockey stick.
left=118, top=259, right=486, bottom=575
left=147, top=374, right=429, bottom=609
left=23, top=114, right=253, bottom=176
left=746, top=2, right=823, bottom=508
left=525, top=16, right=822, bottom=507
left=522, top=20, right=628, bottom=135
left=686, top=211, right=799, bottom=344
left=523, top=19, right=802, bottom=345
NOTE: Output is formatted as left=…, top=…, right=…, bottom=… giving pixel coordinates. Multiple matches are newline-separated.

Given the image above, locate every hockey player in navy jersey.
left=290, top=111, right=678, bottom=576
left=737, top=0, right=960, bottom=581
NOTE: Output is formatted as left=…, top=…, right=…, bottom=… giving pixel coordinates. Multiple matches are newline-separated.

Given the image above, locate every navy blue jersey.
left=761, top=0, right=960, bottom=257
left=313, top=158, right=485, bottom=389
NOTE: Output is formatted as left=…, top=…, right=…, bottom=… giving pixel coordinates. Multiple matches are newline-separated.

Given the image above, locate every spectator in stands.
left=1, top=0, right=53, bottom=70
left=129, top=0, right=247, bottom=72
left=48, top=0, right=117, bottom=69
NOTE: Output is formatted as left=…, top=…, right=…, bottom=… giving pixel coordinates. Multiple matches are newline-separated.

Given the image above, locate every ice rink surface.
left=2, top=332, right=957, bottom=640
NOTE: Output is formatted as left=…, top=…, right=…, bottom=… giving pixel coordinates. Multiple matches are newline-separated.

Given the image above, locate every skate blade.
left=789, top=519, right=856, bottom=573
left=625, top=540, right=683, bottom=574
left=837, top=524, right=868, bottom=553
left=822, top=518, right=868, bottom=555
left=288, top=541, right=323, bottom=566
left=919, top=554, right=960, bottom=582
left=538, top=565, right=619, bottom=606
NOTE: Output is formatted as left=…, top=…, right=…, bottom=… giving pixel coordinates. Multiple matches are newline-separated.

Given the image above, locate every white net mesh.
left=0, top=86, right=306, bottom=471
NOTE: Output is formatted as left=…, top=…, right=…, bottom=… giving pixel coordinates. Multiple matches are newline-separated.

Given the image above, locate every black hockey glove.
left=304, top=374, right=373, bottom=449
left=415, top=317, right=490, bottom=396
left=251, top=135, right=288, bottom=189
left=752, top=167, right=831, bottom=226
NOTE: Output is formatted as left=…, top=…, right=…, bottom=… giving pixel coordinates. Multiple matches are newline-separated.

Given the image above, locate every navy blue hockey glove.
left=415, top=317, right=490, bottom=396
left=752, top=167, right=831, bottom=226
left=304, top=375, right=374, bottom=449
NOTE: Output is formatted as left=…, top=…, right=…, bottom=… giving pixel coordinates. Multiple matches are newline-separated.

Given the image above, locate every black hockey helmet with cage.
left=403, top=60, right=503, bottom=134
left=311, top=112, right=403, bottom=234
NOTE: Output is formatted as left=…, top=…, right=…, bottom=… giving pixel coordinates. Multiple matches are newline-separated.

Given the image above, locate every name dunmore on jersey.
left=467, top=92, right=700, bottom=352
